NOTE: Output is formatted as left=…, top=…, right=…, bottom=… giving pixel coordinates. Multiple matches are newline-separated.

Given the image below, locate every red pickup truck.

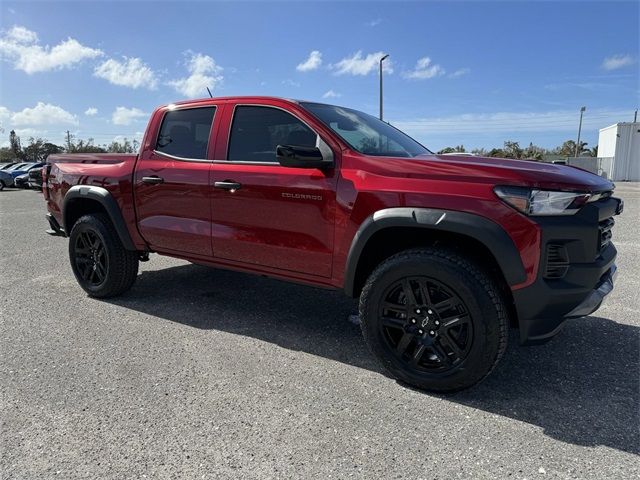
left=43, top=96, right=622, bottom=391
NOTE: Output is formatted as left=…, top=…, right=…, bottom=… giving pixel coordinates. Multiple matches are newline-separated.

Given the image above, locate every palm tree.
left=558, top=140, right=588, bottom=157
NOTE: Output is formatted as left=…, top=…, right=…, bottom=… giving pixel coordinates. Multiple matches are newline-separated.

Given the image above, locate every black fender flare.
left=343, top=207, right=527, bottom=296
left=63, top=185, right=136, bottom=251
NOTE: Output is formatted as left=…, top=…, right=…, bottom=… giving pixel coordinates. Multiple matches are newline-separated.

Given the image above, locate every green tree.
left=487, top=148, right=506, bottom=158
left=522, top=142, right=544, bottom=161
left=106, top=138, right=138, bottom=153
left=68, top=138, right=107, bottom=153
left=9, top=130, right=24, bottom=159
left=437, top=145, right=466, bottom=154
left=22, top=138, right=64, bottom=161
left=556, top=139, right=588, bottom=157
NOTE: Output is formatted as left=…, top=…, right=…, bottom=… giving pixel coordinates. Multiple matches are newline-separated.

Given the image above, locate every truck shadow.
left=107, top=263, right=639, bottom=456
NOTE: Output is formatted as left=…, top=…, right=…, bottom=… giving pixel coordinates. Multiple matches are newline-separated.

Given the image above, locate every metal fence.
left=565, top=157, right=614, bottom=179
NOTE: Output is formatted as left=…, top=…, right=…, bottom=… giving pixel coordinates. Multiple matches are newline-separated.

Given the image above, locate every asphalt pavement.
left=1, top=184, right=639, bottom=479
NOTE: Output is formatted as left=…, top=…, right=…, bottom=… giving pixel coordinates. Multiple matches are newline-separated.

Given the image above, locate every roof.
left=170, top=96, right=299, bottom=107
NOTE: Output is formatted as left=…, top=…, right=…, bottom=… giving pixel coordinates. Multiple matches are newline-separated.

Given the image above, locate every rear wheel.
left=359, top=248, right=508, bottom=392
left=0, top=180, right=5, bottom=191
left=69, top=213, right=139, bottom=298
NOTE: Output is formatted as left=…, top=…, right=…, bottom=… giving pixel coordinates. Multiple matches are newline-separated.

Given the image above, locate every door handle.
left=141, top=176, right=164, bottom=185
left=214, top=181, right=242, bottom=191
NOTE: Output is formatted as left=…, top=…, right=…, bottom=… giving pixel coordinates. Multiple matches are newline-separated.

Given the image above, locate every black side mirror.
left=276, top=145, right=334, bottom=169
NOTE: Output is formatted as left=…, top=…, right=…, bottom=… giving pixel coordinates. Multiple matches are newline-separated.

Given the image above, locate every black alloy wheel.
left=74, top=230, right=108, bottom=287
left=379, top=277, right=473, bottom=373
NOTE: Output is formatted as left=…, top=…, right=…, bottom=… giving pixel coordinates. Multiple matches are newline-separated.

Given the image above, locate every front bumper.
left=565, top=264, right=617, bottom=318
left=513, top=195, right=622, bottom=345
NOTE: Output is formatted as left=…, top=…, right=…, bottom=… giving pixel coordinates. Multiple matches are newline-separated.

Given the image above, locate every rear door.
left=210, top=103, right=338, bottom=277
left=134, top=106, right=218, bottom=257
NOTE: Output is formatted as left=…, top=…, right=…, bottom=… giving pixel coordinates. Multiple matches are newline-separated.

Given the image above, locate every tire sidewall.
left=360, top=252, right=504, bottom=391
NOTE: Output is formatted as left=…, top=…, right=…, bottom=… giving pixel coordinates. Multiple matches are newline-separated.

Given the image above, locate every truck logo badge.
left=281, top=192, right=323, bottom=201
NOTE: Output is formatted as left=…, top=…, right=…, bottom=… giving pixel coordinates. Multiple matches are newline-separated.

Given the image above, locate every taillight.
left=42, top=164, right=50, bottom=196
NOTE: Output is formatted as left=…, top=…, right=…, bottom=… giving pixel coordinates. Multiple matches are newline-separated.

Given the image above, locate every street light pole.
left=379, top=54, right=389, bottom=120
left=575, top=106, right=586, bottom=157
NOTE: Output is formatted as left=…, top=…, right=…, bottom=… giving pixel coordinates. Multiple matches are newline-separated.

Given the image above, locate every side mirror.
left=276, top=145, right=334, bottom=169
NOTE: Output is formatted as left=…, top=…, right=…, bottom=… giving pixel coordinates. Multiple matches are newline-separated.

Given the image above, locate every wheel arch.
left=63, top=185, right=136, bottom=251
left=344, top=208, right=526, bottom=300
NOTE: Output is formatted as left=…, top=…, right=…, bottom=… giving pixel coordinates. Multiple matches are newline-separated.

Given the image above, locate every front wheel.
left=0, top=180, right=5, bottom=191
left=359, top=248, right=508, bottom=392
left=69, top=213, right=139, bottom=298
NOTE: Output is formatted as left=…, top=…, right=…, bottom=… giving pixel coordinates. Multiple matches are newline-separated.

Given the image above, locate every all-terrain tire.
left=359, top=248, right=508, bottom=392
left=68, top=213, right=139, bottom=298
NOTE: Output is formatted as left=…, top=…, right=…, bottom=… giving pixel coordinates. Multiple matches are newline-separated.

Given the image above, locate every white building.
left=597, top=122, right=640, bottom=181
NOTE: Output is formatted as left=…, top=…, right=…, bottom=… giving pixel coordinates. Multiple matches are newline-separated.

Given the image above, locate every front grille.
left=544, top=244, right=570, bottom=279
left=599, top=217, right=615, bottom=251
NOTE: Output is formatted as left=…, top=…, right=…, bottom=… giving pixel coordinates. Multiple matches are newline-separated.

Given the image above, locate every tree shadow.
left=106, top=263, right=639, bottom=455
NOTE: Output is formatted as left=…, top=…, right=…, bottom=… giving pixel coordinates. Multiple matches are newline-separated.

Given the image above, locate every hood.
left=379, top=154, right=614, bottom=192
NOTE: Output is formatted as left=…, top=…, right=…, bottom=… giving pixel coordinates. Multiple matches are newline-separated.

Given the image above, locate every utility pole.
left=66, top=130, right=72, bottom=152
left=575, top=106, right=586, bottom=157
left=379, top=54, right=389, bottom=120
left=634, top=109, right=638, bottom=123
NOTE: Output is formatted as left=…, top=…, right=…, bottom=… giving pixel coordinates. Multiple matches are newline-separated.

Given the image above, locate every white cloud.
left=112, top=106, right=147, bottom=126
left=6, top=102, right=79, bottom=126
left=0, top=106, right=10, bottom=122
left=601, top=54, right=636, bottom=71
left=84, top=107, right=98, bottom=116
left=449, top=68, right=470, bottom=78
left=403, top=57, right=445, bottom=79
left=331, top=51, right=392, bottom=76
left=14, top=128, right=48, bottom=138
left=282, top=79, right=301, bottom=87
left=322, top=89, right=341, bottom=99
left=94, top=57, right=158, bottom=89
left=393, top=108, right=632, bottom=136
left=168, top=52, right=223, bottom=98
left=0, top=25, right=102, bottom=74
left=366, top=18, right=382, bottom=27
left=296, top=50, right=322, bottom=72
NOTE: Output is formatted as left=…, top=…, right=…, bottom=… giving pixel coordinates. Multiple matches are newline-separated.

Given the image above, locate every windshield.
left=301, top=102, right=430, bottom=158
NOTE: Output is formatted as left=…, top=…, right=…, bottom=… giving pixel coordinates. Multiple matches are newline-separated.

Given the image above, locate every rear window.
left=155, top=107, right=216, bottom=159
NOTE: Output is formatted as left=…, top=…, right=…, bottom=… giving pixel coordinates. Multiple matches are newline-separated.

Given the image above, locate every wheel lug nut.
left=435, top=320, right=440, bottom=326
left=415, top=309, right=421, bottom=314
left=428, top=309, right=433, bottom=314
left=418, top=329, right=423, bottom=334
left=429, top=330, right=435, bottom=336
left=411, top=318, right=416, bottom=324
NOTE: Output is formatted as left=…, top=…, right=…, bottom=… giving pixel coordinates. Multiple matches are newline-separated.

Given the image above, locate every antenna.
left=206, top=87, right=213, bottom=98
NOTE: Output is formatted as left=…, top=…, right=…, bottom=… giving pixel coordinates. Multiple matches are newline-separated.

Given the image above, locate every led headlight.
left=494, top=186, right=592, bottom=216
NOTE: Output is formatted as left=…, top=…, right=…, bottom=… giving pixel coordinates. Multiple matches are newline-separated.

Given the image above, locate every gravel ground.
left=1, top=184, right=638, bottom=479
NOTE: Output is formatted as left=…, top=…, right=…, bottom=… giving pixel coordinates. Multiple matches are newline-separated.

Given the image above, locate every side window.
left=156, top=107, right=216, bottom=159
left=228, top=106, right=317, bottom=162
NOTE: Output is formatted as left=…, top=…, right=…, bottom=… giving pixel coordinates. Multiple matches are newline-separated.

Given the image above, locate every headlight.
left=494, top=186, right=592, bottom=216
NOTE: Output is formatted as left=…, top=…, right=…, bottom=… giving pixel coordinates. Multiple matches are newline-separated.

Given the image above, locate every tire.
left=0, top=180, right=5, bottom=191
left=68, top=213, right=139, bottom=298
left=359, top=248, right=508, bottom=392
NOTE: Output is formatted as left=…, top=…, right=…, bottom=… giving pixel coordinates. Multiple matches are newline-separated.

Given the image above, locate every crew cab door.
left=134, top=105, right=218, bottom=257
left=210, top=103, right=338, bottom=277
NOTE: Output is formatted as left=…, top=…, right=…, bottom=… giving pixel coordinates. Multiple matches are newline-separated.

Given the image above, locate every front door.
left=134, top=106, right=217, bottom=257
left=210, top=104, right=337, bottom=277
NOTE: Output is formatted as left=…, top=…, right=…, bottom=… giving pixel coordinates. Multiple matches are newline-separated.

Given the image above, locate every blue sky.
left=0, top=0, right=638, bottom=152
